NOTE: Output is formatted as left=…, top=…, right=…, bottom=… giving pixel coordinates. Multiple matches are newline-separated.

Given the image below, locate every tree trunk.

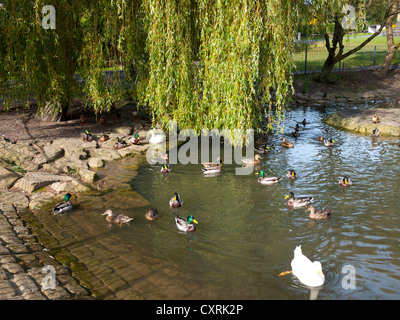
left=380, top=3, right=399, bottom=77
left=35, top=100, right=69, bottom=122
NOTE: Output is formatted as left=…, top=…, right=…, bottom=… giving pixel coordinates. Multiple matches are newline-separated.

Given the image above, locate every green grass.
left=294, top=35, right=400, bottom=73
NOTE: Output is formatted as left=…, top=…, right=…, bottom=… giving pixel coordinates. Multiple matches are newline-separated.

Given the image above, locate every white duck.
left=147, top=129, right=166, bottom=144
left=290, top=246, right=325, bottom=287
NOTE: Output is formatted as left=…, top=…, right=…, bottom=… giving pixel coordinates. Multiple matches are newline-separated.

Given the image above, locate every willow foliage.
left=0, top=0, right=301, bottom=145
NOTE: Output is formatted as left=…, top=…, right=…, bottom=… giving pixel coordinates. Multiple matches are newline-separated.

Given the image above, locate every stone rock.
left=0, top=189, right=29, bottom=209
left=33, top=144, right=64, bottom=165
left=78, top=168, right=98, bottom=183
left=88, top=157, right=104, bottom=169
left=29, top=192, right=58, bottom=210
left=50, top=179, right=91, bottom=193
left=0, top=167, right=21, bottom=189
left=115, top=126, right=132, bottom=136
left=13, top=172, right=74, bottom=193
left=91, top=148, right=121, bottom=162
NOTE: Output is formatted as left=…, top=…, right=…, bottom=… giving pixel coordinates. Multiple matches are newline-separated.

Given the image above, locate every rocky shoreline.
left=0, top=106, right=154, bottom=299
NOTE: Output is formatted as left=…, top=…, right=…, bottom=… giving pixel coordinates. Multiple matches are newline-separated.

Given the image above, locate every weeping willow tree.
left=0, top=0, right=301, bottom=145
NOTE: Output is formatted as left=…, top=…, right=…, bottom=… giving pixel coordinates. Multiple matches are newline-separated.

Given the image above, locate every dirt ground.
left=1, top=69, right=400, bottom=143
left=292, top=69, right=400, bottom=95
left=0, top=100, right=149, bottom=142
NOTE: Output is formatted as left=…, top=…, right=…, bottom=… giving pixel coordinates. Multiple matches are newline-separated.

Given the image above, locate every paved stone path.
left=0, top=203, right=92, bottom=299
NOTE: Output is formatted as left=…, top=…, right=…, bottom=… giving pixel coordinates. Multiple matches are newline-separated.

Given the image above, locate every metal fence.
left=293, top=43, right=400, bottom=74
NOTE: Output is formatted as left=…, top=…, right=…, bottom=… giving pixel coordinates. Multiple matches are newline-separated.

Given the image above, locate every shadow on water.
left=30, top=104, right=400, bottom=300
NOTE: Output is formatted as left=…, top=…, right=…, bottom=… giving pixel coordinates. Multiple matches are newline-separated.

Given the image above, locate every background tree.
left=380, top=1, right=400, bottom=76
left=0, top=0, right=301, bottom=145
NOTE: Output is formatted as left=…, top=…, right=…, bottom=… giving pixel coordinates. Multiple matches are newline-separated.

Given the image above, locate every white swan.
left=291, top=246, right=325, bottom=287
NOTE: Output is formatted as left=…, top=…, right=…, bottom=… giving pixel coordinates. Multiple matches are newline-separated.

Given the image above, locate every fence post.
left=373, top=46, right=376, bottom=67
left=305, top=45, right=308, bottom=74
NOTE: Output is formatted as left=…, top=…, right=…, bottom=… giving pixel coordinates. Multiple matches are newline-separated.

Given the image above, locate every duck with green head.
left=83, top=129, right=94, bottom=142
left=285, top=192, right=313, bottom=208
left=324, top=138, right=335, bottom=147
left=339, top=176, right=352, bottom=187
left=161, top=164, right=171, bottom=173
left=53, top=193, right=77, bottom=214
left=169, top=192, right=183, bottom=208
left=128, top=133, right=140, bottom=145
left=113, top=137, right=127, bottom=149
left=257, top=171, right=282, bottom=185
left=255, top=145, right=270, bottom=154
left=175, top=215, right=198, bottom=232
left=286, top=169, right=298, bottom=179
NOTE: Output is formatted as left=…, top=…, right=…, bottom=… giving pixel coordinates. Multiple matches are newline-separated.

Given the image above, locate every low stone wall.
left=324, top=108, right=400, bottom=137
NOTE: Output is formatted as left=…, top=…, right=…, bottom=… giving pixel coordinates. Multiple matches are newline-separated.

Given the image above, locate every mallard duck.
left=99, top=133, right=109, bottom=142
left=102, top=209, right=133, bottom=226
left=80, top=114, right=88, bottom=125
left=317, top=136, right=324, bottom=142
left=339, top=176, right=352, bottom=187
left=285, top=192, right=313, bottom=208
left=290, top=245, right=325, bottom=287
left=148, top=129, right=166, bottom=144
left=305, top=205, right=332, bottom=220
left=257, top=171, right=282, bottom=185
left=169, top=192, right=183, bottom=208
left=132, top=108, right=139, bottom=122
left=372, top=114, right=380, bottom=124
left=323, top=138, right=335, bottom=147
left=175, top=215, right=198, bottom=232
left=242, top=154, right=262, bottom=166
left=371, top=127, right=381, bottom=137
left=281, top=137, right=294, bottom=148
left=255, top=145, right=269, bottom=154
left=83, top=129, right=94, bottom=142
left=161, top=164, right=171, bottom=173
left=286, top=170, right=298, bottom=179
left=52, top=193, right=77, bottom=214
left=291, top=129, right=299, bottom=137
left=113, top=137, right=127, bottom=149
left=202, top=157, right=223, bottom=168
left=145, top=208, right=159, bottom=221
left=128, top=133, right=140, bottom=145
left=301, top=119, right=307, bottom=126
left=295, top=124, right=303, bottom=131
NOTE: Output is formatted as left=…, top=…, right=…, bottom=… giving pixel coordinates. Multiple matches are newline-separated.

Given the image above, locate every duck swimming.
left=286, top=170, right=298, bottom=179
left=290, top=245, right=325, bottom=287
left=285, top=192, right=313, bottom=208
left=255, top=145, right=269, bottom=154
left=169, top=193, right=183, bottom=208
left=175, top=215, right=198, bottom=232
left=305, top=205, right=332, bottom=220
left=281, top=137, right=294, bottom=148
left=145, top=208, right=159, bottom=221
left=339, top=176, right=352, bottom=187
left=102, top=209, right=133, bottom=226
left=242, top=154, right=262, bottom=166
left=52, top=193, right=76, bottom=214
left=161, top=164, right=171, bottom=173
left=371, top=127, right=381, bottom=137
left=323, top=138, right=335, bottom=147
left=257, top=171, right=282, bottom=185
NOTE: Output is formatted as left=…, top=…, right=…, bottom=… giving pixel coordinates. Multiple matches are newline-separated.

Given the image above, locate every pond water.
left=33, top=104, right=400, bottom=300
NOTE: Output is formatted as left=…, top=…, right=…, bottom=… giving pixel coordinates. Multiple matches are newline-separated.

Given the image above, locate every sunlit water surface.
left=36, top=104, right=400, bottom=299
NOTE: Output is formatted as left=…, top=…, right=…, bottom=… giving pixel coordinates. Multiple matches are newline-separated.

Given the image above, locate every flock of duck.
left=51, top=112, right=383, bottom=289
